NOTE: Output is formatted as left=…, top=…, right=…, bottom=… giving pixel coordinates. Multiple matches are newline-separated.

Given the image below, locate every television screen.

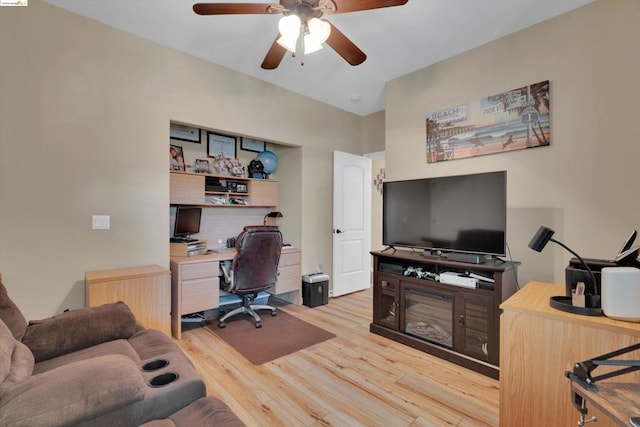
left=383, top=171, right=506, bottom=256
left=174, top=207, right=202, bottom=240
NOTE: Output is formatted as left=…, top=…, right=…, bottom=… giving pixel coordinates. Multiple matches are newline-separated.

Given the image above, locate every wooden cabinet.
left=500, top=281, right=640, bottom=426
left=249, top=179, right=278, bottom=207
left=170, top=173, right=205, bottom=205
left=370, top=250, right=519, bottom=379
left=170, top=257, right=220, bottom=339
left=170, top=171, right=277, bottom=207
left=85, top=265, right=171, bottom=337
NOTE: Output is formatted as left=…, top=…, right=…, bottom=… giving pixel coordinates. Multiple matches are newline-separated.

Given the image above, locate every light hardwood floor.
left=176, top=288, right=499, bottom=427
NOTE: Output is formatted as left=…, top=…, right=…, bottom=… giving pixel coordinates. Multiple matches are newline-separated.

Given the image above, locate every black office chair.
left=219, top=225, right=283, bottom=328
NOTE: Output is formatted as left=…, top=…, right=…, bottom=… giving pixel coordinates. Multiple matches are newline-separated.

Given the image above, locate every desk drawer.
left=181, top=277, right=219, bottom=314
left=279, top=250, right=301, bottom=267
left=275, top=264, right=302, bottom=294
left=181, top=261, right=219, bottom=281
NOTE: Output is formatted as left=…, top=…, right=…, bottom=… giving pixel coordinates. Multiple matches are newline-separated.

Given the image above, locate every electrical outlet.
left=317, top=263, right=324, bottom=273
left=92, top=215, right=110, bottom=230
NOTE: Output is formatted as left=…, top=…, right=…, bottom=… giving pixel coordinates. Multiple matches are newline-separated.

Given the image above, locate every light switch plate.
left=92, top=215, right=110, bottom=230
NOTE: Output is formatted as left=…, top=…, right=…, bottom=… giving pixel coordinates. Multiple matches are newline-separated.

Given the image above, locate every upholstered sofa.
left=0, top=279, right=243, bottom=426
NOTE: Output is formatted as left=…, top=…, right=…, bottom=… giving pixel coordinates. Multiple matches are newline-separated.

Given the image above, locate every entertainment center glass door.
left=374, top=273, right=400, bottom=330
left=455, top=293, right=493, bottom=363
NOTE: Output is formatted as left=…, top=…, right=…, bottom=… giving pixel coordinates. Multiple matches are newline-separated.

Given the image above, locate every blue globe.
left=255, top=150, right=278, bottom=174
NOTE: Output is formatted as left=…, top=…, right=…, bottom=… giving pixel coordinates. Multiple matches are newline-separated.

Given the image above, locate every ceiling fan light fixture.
left=303, top=37, right=323, bottom=54
left=278, top=14, right=301, bottom=39
left=277, top=35, right=298, bottom=53
left=307, top=18, right=331, bottom=44
left=302, top=18, right=330, bottom=54
left=277, top=14, right=301, bottom=53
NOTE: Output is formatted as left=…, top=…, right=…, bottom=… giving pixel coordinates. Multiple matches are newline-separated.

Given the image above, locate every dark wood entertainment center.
left=370, top=249, right=520, bottom=379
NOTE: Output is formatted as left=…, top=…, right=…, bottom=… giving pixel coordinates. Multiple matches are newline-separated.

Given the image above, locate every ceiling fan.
left=193, top=0, right=409, bottom=69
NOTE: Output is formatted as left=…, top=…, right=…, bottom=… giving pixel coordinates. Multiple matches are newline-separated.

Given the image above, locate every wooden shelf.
left=170, top=171, right=277, bottom=207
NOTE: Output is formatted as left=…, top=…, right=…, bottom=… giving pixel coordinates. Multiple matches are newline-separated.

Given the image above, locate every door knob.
left=335, top=229, right=343, bottom=234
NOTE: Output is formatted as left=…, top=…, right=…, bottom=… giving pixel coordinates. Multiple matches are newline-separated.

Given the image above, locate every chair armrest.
left=21, top=301, right=138, bottom=362
left=0, top=354, right=145, bottom=426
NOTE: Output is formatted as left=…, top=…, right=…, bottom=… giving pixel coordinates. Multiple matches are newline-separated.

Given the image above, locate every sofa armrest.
left=21, top=301, right=138, bottom=362
left=0, top=354, right=145, bottom=426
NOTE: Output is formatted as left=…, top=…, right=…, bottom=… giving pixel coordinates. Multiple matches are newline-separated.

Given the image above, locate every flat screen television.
left=383, top=171, right=506, bottom=257
left=173, top=206, right=202, bottom=242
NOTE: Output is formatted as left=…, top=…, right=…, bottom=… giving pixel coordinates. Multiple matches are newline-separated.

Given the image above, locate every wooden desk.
left=170, top=247, right=301, bottom=338
left=500, top=281, right=640, bottom=426
left=85, top=265, right=171, bottom=337
left=570, top=381, right=640, bottom=425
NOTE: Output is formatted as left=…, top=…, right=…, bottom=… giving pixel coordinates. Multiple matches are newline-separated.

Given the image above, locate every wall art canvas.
left=426, top=80, right=550, bottom=163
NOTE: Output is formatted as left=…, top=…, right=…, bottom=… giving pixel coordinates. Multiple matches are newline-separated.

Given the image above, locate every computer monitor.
left=173, top=207, right=202, bottom=242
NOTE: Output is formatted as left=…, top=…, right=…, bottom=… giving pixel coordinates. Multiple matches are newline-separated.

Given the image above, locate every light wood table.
left=500, top=281, right=640, bottom=426
left=85, top=265, right=171, bottom=336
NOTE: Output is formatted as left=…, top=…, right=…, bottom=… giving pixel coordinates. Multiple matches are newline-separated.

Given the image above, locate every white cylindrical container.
left=601, top=267, right=640, bottom=322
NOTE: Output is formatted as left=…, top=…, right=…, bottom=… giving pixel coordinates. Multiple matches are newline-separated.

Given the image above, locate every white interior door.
left=332, top=151, right=371, bottom=297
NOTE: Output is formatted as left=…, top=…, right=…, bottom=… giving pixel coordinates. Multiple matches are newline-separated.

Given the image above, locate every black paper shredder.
left=302, top=273, right=329, bottom=308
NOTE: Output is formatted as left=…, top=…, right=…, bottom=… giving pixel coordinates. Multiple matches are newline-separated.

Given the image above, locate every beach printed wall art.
left=426, top=80, right=550, bottom=163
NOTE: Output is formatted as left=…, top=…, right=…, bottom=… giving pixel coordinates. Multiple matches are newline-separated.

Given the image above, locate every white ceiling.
left=42, top=0, right=594, bottom=116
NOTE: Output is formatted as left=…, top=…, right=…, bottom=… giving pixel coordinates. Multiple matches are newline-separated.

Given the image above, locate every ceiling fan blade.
left=261, top=36, right=288, bottom=69
left=325, top=23, right=366, bottom=66
left=329, top=0, right=408, bottom=14
left=193, top=3, right=276, bottom=15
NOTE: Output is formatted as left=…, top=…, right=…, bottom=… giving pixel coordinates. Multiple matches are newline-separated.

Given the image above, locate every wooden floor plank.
left=176, top=288, right=499, bottom=426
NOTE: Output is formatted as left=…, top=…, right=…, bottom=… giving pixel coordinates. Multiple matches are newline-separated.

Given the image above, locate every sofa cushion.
left=0, top=279, right=27, bottom=341
left=0, top=318, right=16, bottom=383
left=32, top=338, right=140, bottom=375
left=0, top=354, right=146, bottom=427
left=0, top=318, right=33, bottom=387
left=139, top=396, right=245, bottom=427
left=128, top=328, right=188, bottom=362
left=167, top=396, right=245, bottom=426
left=22, top=301, right=138, bottom=362
left=2, top=341, right=34, bottom=387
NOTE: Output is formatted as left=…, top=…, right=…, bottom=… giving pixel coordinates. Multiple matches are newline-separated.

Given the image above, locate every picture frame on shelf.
left=240, top=137, right=266, bottom=153
left=170, top=123, right=200, bottom=143
left=169, top=144, right=185, bottom=171
left=194, top=159, right=210, bottom=174
left=207, top=132, right=236, bottom=159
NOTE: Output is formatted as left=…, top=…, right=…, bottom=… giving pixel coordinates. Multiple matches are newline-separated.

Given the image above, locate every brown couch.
left=0, top=279, right=243, bottom=426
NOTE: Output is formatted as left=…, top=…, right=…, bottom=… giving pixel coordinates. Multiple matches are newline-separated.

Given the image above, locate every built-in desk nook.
left=169, top=154, right=302, bottom=338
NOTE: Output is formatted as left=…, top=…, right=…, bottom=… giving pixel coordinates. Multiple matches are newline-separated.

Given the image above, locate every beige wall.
left=362, top=110, right=386, bottom=153
left=385, top=0, right=640, bottom=286
left=0, top=0, right=363, bottom=319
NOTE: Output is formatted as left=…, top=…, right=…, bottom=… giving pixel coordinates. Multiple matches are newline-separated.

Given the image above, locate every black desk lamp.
left=263, top=211, right=283, bottom=225
left=528, top=225, right=600, bottom=310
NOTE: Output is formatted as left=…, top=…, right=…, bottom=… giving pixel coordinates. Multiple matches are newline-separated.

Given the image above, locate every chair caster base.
left=271, top=310, right=277, bottom=316
left=255, top=321, right=262, bottom=328
left=219, top=321, right=227, bottom=328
